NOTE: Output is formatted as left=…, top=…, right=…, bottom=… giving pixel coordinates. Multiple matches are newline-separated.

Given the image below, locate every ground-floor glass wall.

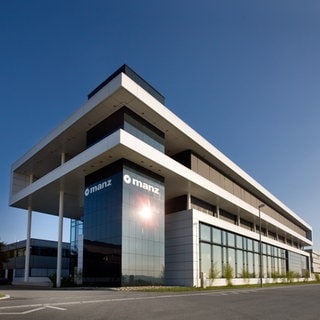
left=199, top=223, right=307, bottom=280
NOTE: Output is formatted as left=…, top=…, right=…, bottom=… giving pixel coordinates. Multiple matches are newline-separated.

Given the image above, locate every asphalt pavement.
left=1, top=284, right=320, bottom=320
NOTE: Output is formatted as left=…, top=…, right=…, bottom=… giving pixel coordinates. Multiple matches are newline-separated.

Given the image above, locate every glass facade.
left=199, top=223, right=309, bottom=279
left=82, top=160, right=164, bottom=286
left=288, top=251, right=308, bottom=276
left=83, top=169, right=123, bottom=286
left=123, top=113, right=164, bottom=152
left=122, top=165, right=165, bottom=285
left=70, top=218, right=84, bottom=282
left=86, top=106, right=164, bottom=152
left=70, top=219, right=83, bottom=259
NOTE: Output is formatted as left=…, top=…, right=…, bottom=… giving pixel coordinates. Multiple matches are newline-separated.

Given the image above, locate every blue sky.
left=0, top=0, right=319, bottom=249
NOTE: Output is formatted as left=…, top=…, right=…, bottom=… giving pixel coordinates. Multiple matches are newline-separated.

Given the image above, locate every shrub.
left=271, top=271, right=282, bottom=283
left=286, top=271, right=294, bottom=283
left=304, top=270, right=310, bottom=281
left=240, top=268, right=250, bottom=283
left=286, top=271, right=300, bottom=283
left=293, top=272, right=301, bottom=281
left=49, top=273, right=56, bottom=287
left=223, top=263, right=234, bottom=286
left=49, top=273, right=74, bottom=287
left=209, top=263, right=220, bottom=281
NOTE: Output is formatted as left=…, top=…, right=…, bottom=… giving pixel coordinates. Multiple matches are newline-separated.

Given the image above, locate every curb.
left=0, top=294, right=10, bottom=300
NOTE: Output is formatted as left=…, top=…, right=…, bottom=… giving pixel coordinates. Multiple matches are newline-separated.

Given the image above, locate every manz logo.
left=85, top=179, right=112, bottom=197
left=123, top=174, right=160, bottom=195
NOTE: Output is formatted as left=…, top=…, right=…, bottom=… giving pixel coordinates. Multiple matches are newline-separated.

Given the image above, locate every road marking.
left=0, top=304, right=43, bottom=310
left=0, top=307, right=46, bottom=315
left=0, top=288, right=263, bottom=315
left=23, top=307, right=46, bottom=314
left=45, top=305, right=67, bottom=311
left=0, top=304, right=66, bottom=315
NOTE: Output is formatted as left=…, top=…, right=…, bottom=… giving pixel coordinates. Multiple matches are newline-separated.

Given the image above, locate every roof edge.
left=87, top=64, right=165, bottom=104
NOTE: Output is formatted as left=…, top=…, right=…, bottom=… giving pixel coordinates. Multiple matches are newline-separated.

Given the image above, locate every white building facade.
left=306, top=249, right=320, bottom=275
left=9, top=65, right=312, bottom=287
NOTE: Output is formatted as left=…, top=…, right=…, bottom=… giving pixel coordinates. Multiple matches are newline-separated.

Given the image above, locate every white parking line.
left=45, top=305, right=67, bottom=311
left=0, top=304, right=66, bottom=315
left=0, top=306, right=46, bottom=315
left=0, top=288, right=262, bottom=315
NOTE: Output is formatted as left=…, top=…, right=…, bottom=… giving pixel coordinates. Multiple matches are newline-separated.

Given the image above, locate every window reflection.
left=83, top=161, right=165, bottom=286
left=199, top=223, right=302, bottom=279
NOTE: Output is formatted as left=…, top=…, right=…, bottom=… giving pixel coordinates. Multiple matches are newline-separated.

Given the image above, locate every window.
left=228, top=233, right=235, bottom=248
left=191, top=197, right=215, bottom=215
left=200, top=243, right=211, bottom=276
left=200, top=224, right=211, bottom=242
left=236, top=235, right=243, bottom=249
left=199, top=223, right=292, bottom=280
left=236, top=250, right=244, bottom=277
left=212, top=228, right=221, bottom=244
left=87, top=107, right=165, bottom=152
left=219, top=209, right=237, bottom=225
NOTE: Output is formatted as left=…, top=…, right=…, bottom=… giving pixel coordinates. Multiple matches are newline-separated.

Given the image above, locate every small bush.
left=304, top=270, right=310, bottom=281
left=286, top=271, right=294, bottom=283
left=293, top=272, right=301, bottom=281
left=271, top=271, right=282, bottom=283
left=49, top=273, right=56, bottom=287
left=49, top=273, right=74, bottom=287
left=241, top=268, right=250, bottom=278
left=286, top=271, right=300, bottom=283
left=271, top=271, right=281, bottom=279
left=240, top=268, right=250, bottom=283
left=209, top=263, right=220, bottom=281
left=223, top=263, right=234, bottom=286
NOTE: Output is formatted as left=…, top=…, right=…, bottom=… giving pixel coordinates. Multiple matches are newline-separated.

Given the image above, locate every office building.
left=1, top=239, right=70, bottom=286
left=9, top=65, right=312, bottom=287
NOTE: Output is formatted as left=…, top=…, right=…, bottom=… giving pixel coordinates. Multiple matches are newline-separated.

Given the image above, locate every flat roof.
left=87, top=64, right=165, bottom=104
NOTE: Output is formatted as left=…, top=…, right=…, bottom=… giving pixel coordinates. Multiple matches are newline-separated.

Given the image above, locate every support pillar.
left=56, top=152, right=65, bottom=288
left=307, top=253, right=312, bottom=278
left=56, top=190, right=64, bottom=288
left=24, top=206, right=32, bottom=282
left=216, top=204, right=220, bottom=218
left=187, top=192, right=191, bottom=210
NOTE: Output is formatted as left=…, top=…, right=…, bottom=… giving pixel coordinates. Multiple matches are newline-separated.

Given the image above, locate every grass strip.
left=134, top=280, right=320, bottom=292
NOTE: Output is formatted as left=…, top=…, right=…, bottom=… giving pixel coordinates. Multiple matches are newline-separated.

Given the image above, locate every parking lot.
left=1, top=284, right=320, bottom=320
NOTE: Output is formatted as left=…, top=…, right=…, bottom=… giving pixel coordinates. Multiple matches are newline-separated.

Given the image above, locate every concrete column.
left=187, top=192, right=191, bottom=210
left=56, top=190, right=64, bottom=288
left=216, top=204, right=220, bottom=218
left=56, top=151, right=66, bottom=287
left=307, top=254, right=312, bottom=278
left=266, top=225, right=269, bottom=237
left=24, top=206, right=32, bottom=282
left=61, top=152, right=65, bottom=165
